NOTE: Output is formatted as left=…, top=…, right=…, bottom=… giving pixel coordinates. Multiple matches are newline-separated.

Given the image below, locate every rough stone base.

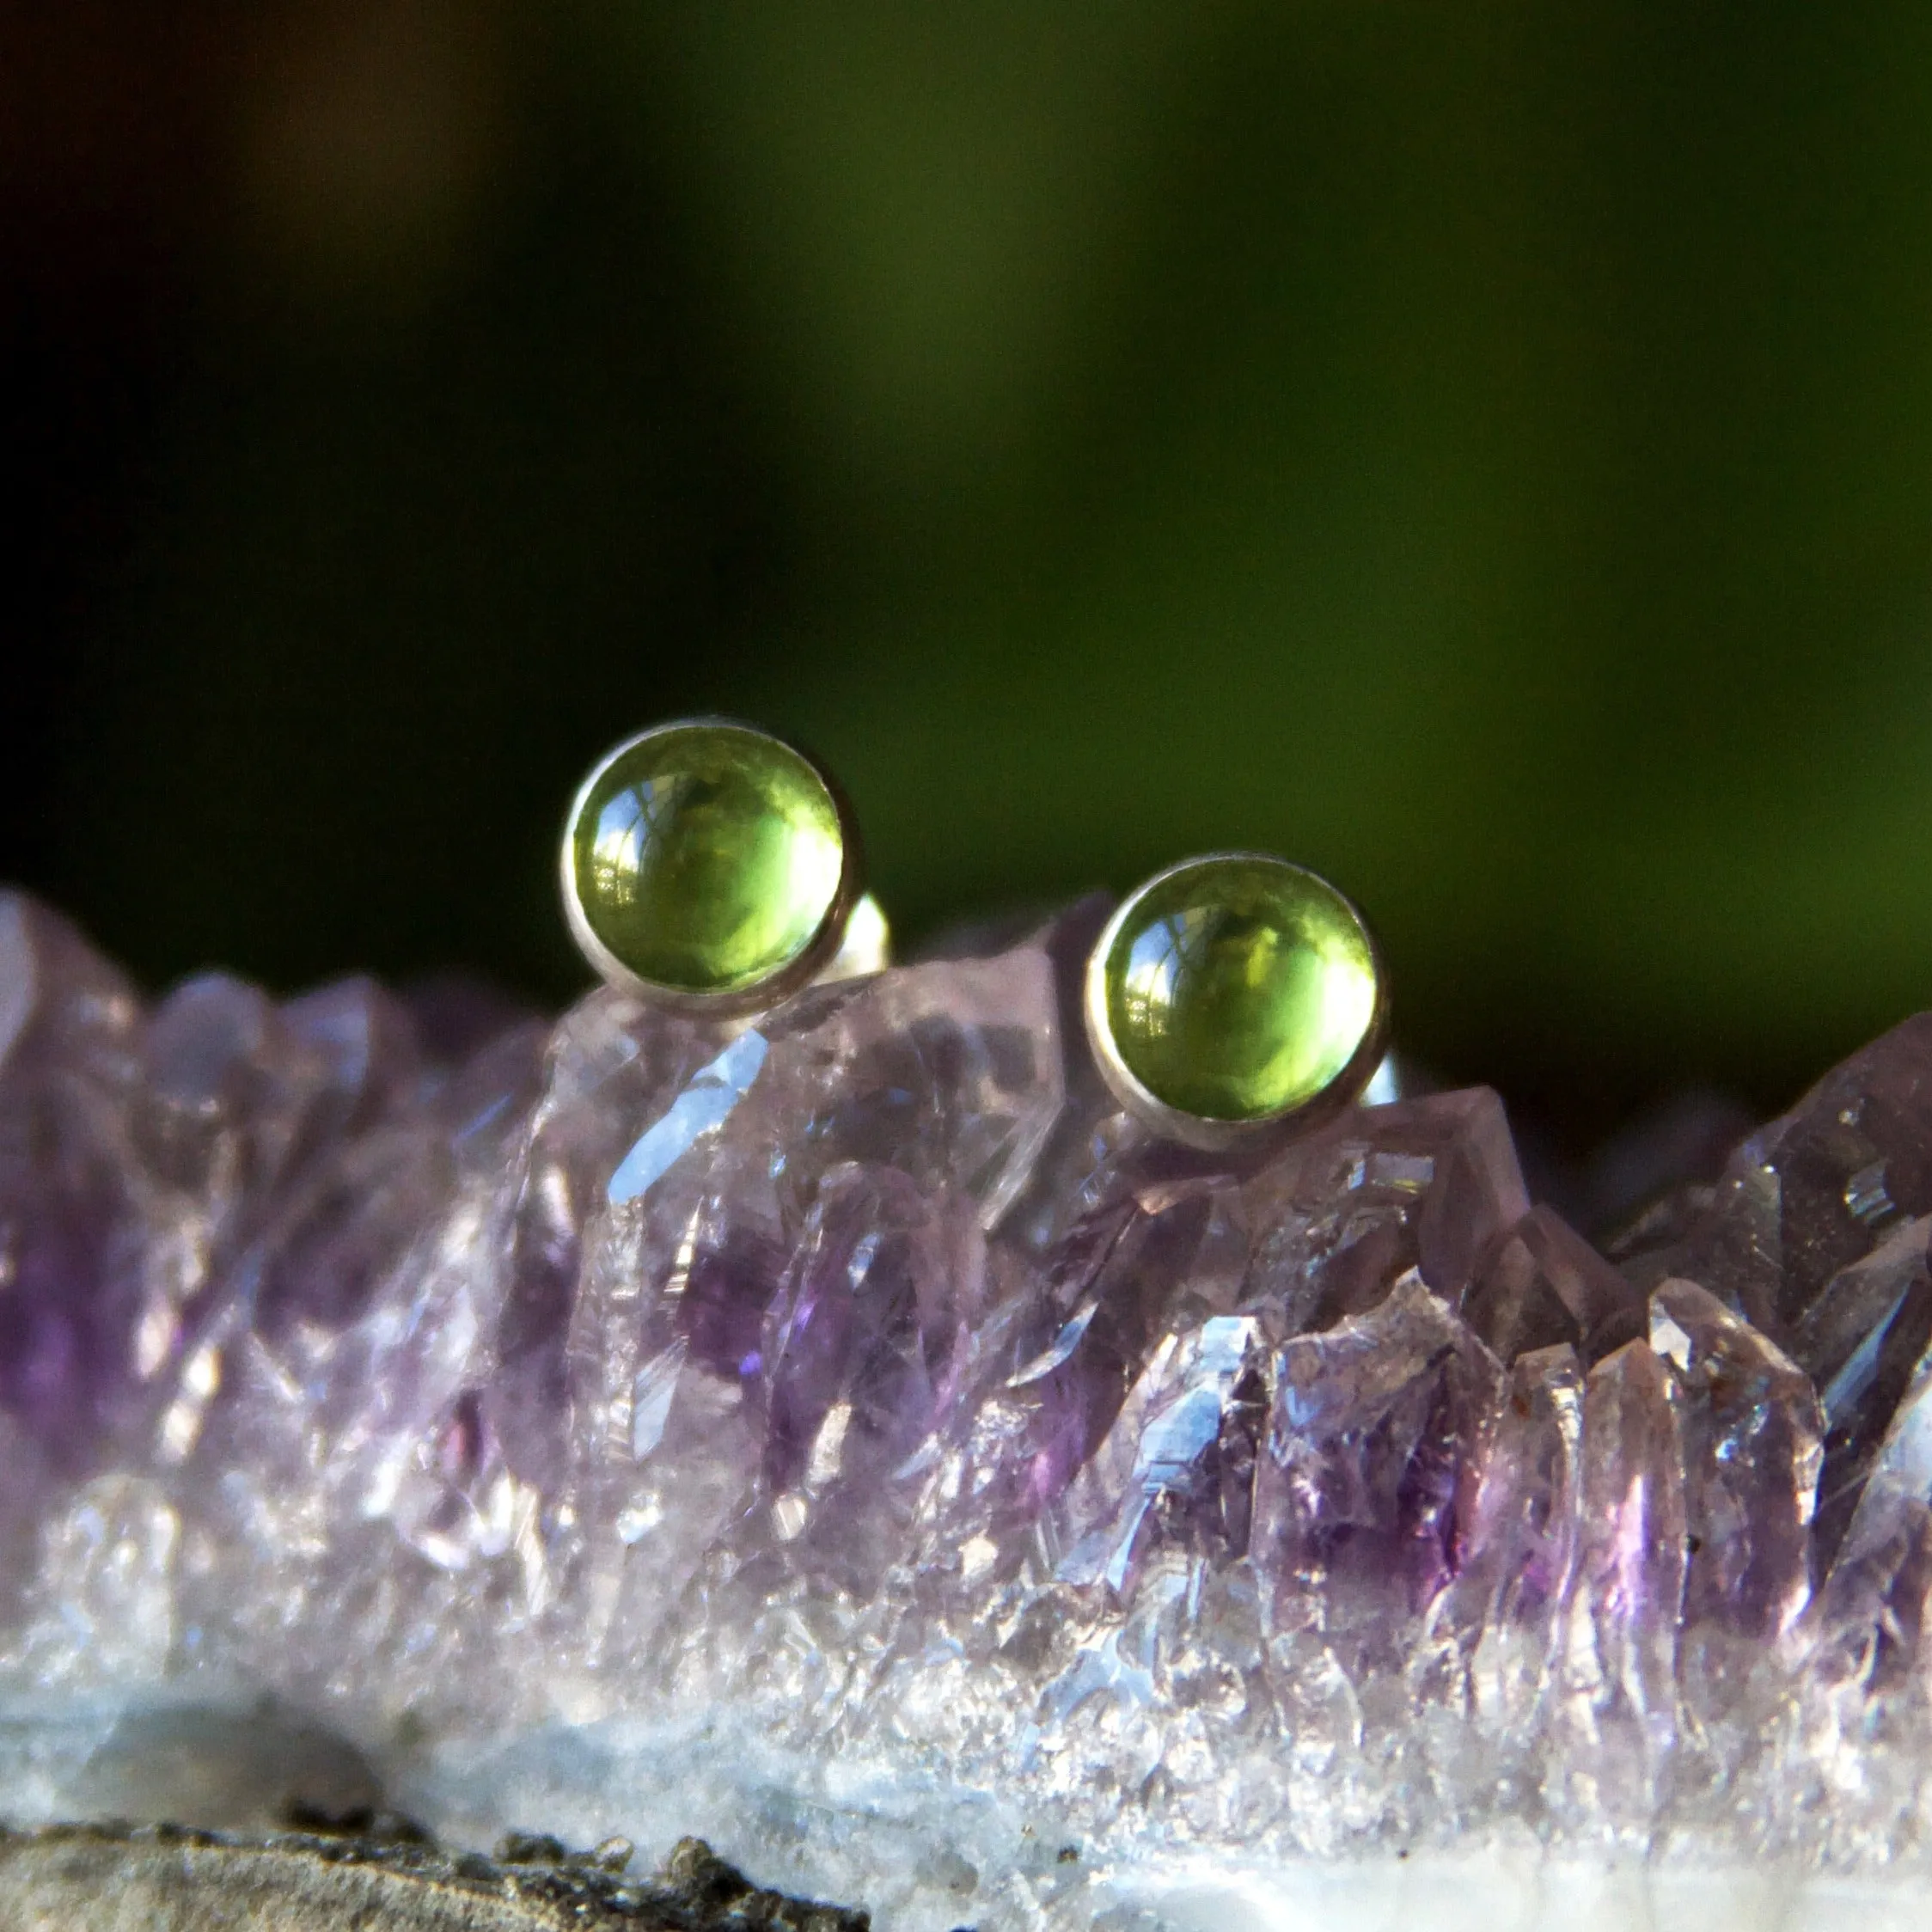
left=0, top=1824, right=870, bottom=1932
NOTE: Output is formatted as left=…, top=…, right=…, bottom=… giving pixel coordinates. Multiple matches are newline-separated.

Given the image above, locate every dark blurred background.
left=6, top=2, right=1932, bottom=1152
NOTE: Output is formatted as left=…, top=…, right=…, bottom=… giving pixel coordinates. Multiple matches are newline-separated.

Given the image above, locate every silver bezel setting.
left=1082, top=851, right=1392, bottom=1153
left=560, top=717, right=869, bottom=1019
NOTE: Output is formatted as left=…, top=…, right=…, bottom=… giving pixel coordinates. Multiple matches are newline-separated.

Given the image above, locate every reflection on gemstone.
left=566, top=722, right=847, bottom=995
left=1095, top=854, right=1379, bottom=1122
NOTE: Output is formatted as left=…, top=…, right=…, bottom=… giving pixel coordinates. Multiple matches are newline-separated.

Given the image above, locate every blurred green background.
left=7, top=1, right=1932, bottom=1148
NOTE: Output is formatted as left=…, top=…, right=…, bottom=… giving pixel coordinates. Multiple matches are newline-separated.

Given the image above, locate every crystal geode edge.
left=7, top=889, right=1932, bottom=1925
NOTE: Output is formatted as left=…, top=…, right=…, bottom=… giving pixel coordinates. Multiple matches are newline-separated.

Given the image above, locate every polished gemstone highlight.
left=565, top=722, right=846, bottom=995
left=1094, top=853, right=1379, bottom=1122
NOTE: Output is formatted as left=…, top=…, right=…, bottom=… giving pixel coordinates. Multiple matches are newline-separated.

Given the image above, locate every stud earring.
left=1083, top=853, right=1389, bottom=1151
left=560, top=718, right=886, bottom=1016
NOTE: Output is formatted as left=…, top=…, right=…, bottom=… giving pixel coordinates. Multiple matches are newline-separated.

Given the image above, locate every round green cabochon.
left=567, top=723, right=846, bottom=995
left=1101, top=855, right=1380, bottom=1122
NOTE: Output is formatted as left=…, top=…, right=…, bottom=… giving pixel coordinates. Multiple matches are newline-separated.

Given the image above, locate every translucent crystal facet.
left=10, top=885, right=1932, bottom=1915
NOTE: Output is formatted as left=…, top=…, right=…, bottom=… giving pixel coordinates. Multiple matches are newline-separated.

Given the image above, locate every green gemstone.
left=567, top=723, right=845, bottom=994
left=1101, top=856, right=1379, bottom=1122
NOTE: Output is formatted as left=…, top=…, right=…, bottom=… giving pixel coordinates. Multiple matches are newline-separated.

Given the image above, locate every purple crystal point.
left=760, top=1164, right=984, bottom=1534
left=1000, top=1177, right=1249, bottom=1536
left=1663, top=1012, right=1932, bottom=1342
left=1397, top=1088, right=1535, bottom=1299
left=1255, top=1274, right=1501, bottom=1652
left=1055, top=1311, right=1269, bottom=1596
left=1239, top=1087, right=1530, bottom=1336
left=0, top=893, right=139, bottom=1077
left=1463, top=1203, right=1647, bottom=1366
left=1813, top=1323, right=1932, bottom=1697
left=1554, top=1338, right=1687, bottom=1814
left=1649, top=1278, right=1821, bottom=1638
left=1789, top=1216, right=1932, bottom=1569
left=1645, top=1018, right=1932, bottom=1574
left=753, top=947, right=1064, bottom=1223
left=1410, top=1342, right=1583, bottom=1746
left=0, top=896, right=145, bottom=1470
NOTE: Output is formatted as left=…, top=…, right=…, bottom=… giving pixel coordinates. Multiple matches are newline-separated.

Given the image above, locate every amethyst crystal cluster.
left=4, top=888, right=1932, bottom=1884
